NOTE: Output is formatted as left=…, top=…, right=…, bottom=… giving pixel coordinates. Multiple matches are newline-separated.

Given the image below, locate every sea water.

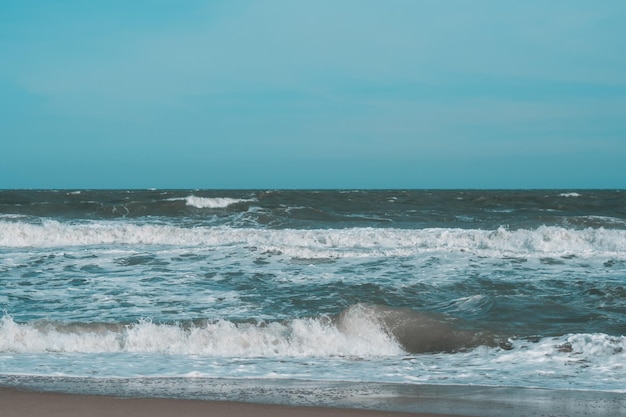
left=1, top=190, right=625, bottom=396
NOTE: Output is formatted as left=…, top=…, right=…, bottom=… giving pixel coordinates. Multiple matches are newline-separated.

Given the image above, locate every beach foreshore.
left=1, top=387, right=460, bottom=417
left=1, top=382, right=626, bottom=417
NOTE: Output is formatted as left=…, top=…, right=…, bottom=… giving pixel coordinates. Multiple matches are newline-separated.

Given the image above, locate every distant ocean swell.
left=3, top=190, right=625, bottom=230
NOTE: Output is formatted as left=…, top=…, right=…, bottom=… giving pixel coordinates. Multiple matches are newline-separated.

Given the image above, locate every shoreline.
left=0, top=387, right=460, bottom=417
left=2, top=378, right=626, bottom=417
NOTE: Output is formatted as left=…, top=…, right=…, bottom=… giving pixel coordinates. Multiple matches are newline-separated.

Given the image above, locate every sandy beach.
left=0, top=387, right=462, bottom=417
left=3, top=384, right=626, bottom=417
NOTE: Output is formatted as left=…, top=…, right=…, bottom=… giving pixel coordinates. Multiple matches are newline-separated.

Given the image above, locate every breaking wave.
left=177, top=196, right=256, bottom=209
left=2, top=312, right=624, bottom=373
left=1, top=220, right=625, bottom=259
left=0, top=311, right=402, bottom=357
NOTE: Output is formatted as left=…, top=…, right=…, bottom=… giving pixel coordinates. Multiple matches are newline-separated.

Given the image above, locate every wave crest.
left=0, top=313, right=402, bottom=357
left=1, top=221, right=625, bottom=259
left=180, top=196, right=255, bottom=209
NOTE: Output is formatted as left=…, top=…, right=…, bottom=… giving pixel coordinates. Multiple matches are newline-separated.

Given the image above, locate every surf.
left=336, top=304, right=503, bottom=353
left=2, top=221, right=625, bottom=260
left=0, top=305, right=505, bottom=356
left=0, top=312, right=402, bottom=357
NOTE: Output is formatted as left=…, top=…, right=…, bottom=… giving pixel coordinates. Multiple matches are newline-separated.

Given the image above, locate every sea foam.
left=3, top=313, right=625, bottom=391
left=0, top=313, right=402, bottom=357
left=179, top=196, right=255, bottom=209
left=1, top=221, right=625, bottom=259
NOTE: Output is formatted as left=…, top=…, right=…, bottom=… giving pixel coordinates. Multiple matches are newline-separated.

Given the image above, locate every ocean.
left=1, top=190, right=625, bottom=407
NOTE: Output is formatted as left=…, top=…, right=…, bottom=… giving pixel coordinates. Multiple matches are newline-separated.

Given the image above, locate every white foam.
left=1, top=221, right=625, bottom=259
left=0, top=316, right=121, bottom=354
left=393, top=333, right=626, bottom=391
left=492, top=334, right=626, bottom=381
left=559, top=192, right=581, bottom=197
left=0, top=314, right=402, bottom=357
left=181, top=196, right=255, bottom=209
left=3, top=313, right=625, bottom=391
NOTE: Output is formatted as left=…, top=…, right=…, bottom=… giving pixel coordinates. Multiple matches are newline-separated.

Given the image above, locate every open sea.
left=1, top=190, right=625, bottom=410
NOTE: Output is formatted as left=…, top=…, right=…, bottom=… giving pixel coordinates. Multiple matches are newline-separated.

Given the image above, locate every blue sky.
left=1, top=0, right=625, bottom=189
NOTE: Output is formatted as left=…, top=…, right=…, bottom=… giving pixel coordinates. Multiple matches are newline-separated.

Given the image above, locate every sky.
left=1, top=0, right=625, bottom=189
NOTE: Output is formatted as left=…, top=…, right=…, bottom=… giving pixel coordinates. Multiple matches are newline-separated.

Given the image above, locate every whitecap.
left=162, top=196, right=256, bottom=209
left=0, top=314, right=401, bottom=358
left=2, top=222, right=626, bottom=260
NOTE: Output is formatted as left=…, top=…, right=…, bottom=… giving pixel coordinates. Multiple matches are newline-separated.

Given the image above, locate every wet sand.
left=2, top=383, right=626, bottom=417
left=0, top=387, right=460, bottom=417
